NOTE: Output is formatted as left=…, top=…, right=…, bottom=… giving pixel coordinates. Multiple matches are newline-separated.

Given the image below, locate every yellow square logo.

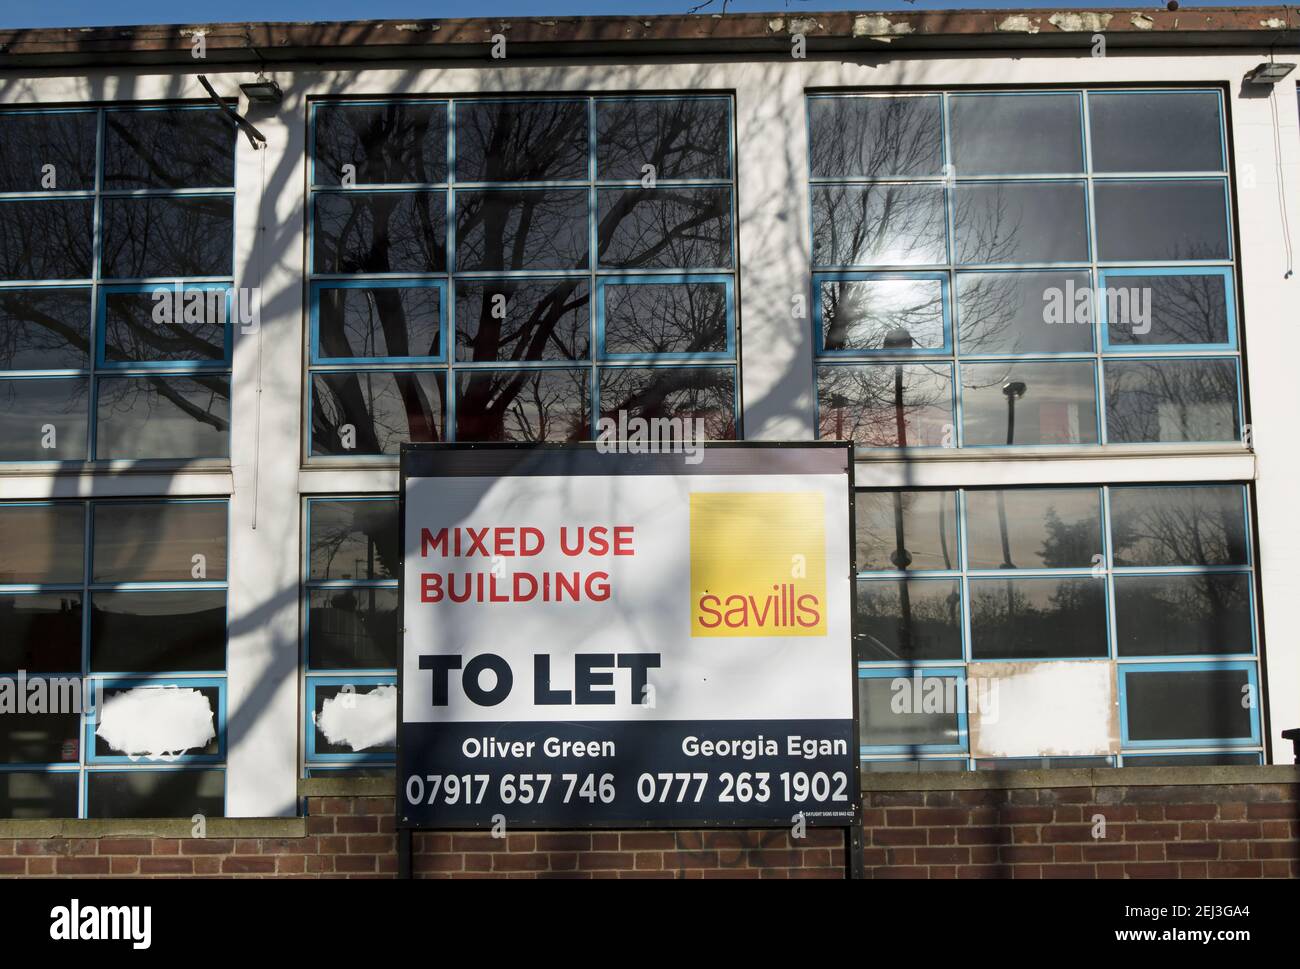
left=690, top=492, right=827, bottom=637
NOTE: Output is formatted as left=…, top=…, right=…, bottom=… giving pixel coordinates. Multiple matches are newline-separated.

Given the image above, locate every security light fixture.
left=1245, top=62, right=1296, bottom=85
left=240, top=78, right=283, bottom=104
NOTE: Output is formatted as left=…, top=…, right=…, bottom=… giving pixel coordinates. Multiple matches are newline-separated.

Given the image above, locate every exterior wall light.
left=240, top=78, right=283, bottom=103
left=1244, top=62, right=1296, bottom=85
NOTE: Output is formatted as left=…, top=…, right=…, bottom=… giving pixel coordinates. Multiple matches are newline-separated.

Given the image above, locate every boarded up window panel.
left=969, top=661, right=1118, bottom=758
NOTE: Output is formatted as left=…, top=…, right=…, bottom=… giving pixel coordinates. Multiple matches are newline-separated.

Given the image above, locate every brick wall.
left=0, top=767, right=1295, bottom=878
left=861, top=767, right=1300, bottom=879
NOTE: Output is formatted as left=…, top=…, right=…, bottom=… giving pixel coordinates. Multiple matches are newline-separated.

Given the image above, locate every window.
left=854, top=484, right=1262, bottom=769
left=307, top=96, right=738, bottom=456
left=303, top=497, right=398, bottom=772
left=0, top=499, right=229, bottom=818
left=0, top=106, right=236, bottom=461
left=808, top=89, right=1242, bottom=449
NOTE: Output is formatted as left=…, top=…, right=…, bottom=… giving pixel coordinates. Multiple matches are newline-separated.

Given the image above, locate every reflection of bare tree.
left=310, top=502, right=398, bottom=580
left=1105, top=358, right=1238, bottom=443
left=599, top=366, right=734, bottom=440
left=1111, top=486, right=1246, bottom=566
left=604, top=282, right=726, bottom=355
left=970, top=577, right=1105, bottom=657
left=821, top=278, right=943, bottom=352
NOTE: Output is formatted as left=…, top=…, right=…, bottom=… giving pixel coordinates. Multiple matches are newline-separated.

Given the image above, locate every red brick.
left=535, top=834, right=592, bottom=852
left=1040, top=825, right=1093, bottom=842
left=1208, top=821, right=1261, bottom=840
left=332, top=855, right=376, bottom=873
left=97, top=838, right=153, bottom=855
left=1251, top=841, right=1300, bottom=859
left=110, top=856, right=139, bottom=875
left=55, top=856, right=111, bottom=875
left=492, top=853, right=552, bottom=872
left=1246, top=801, right=1298, bottom=820
left=1208, top=860, right=1262, bottom=878
left=1000, top=806, right=1053, bottom=824
left=0, top=858, right=26, bottom=874
left=1125, top=863, right=1181, bottom=878
left=1165, top=804, right=1216, bottom=821
left=1042, top=864, right=1095, bottom=878
left=1122, top=823, right=1180, bottom=841
left=181, top=838, right=235, bottom=854
left=620, top=832, right=675, bottom=850
left=336, top=816, right=379, bottom=834
left=1166, top=842, right=1219, bottom=861
left=140, top=857, right=194, bottom=874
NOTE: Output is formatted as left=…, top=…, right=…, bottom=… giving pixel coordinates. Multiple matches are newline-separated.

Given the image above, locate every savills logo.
left=689, top=492, right=826, bottom=638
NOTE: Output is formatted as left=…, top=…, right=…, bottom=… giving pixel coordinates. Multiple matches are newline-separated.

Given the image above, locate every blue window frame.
left=302, top=497, right=399, bottom=774
left=304, top=674, right=397, bottom=766
left=306, top=94, right=740, bottom=456
left=808, top=88, right=1243, bottom=450
left=1117, top=661, right=1261, bottom=749
left=853, top=483, right=1264, bottom=765
left=86, top=677, right=227, bottom=765
left=0, top=497, right=230, bottom=817
left=813, top=271, right=951, bottom=357
left=858, top=666, right=969, bottom=756
left=96, top=282, right=234, bottom=369
left=0, top=103, right=236, bottom=463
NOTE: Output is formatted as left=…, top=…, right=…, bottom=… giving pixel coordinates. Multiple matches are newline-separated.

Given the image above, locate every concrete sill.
left=298, top=777, right=393, bottom=798
left=0, top=817, right=306, bottom=840
left=861, top=764, right=1300, bottom=792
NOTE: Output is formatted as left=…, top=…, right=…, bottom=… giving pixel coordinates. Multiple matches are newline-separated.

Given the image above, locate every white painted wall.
left=3, top=42, right=1298, bottom=815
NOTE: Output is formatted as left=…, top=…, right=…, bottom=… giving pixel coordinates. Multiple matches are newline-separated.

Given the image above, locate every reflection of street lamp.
left=884, top=326, right=915, bottom=449
left=827, top=393, right=850, bottom=441
left=997, top=382, right=1028, bottom=621
left=884, top=326, right=917, bottom=653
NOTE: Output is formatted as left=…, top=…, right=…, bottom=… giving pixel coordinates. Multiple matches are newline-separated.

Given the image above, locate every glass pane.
left=308, top=588, right=399, bottom=669
left=949, top=94, right=1082, bottom=175
left=313, top=102, right=448, bottom=185
left=456, top=100, right=588, bottom=182
left=597, top=366, right=735, bottom=440
left=817, top=364, right=952, bottom=447
left=89, top=590, right=226, bottom=672
left=317, top=285, right=441, bottom=360
left=103, top=288, right=226, bottom=364
left=960, top=361, right=1098, bottom=446
left=977, top=757, right=1112, bottom=771
left=862, top=760, right=968, bottom=773
left=0, top=199, right=94, bottom=280
left=308, top=499, right=397, bottom=580
left=964, top=488, right=1102, bottom=569
left=598, top=187, right=732, bottom=269
left=811, top=184, right=947, bottom=267
left=820, top=277, right=945, bottom=352
left=1104, top=358, right=1239, bottom=443
left=313, top=191, right=446, bottom=274
left=313, top=682, right=396, bottom=754
left=457, top=368, right=589, bottom=443
left=0, top=771, right=79, bottom=819
left=1089, top=92, right=1224, bottom=173
left=597, top=98, right=731, bottom=181
left=0, top=377, right=89, bottom=460
left=95, top=375, right=231, bottom=460
left=0, top=111, right=97, bottom=191
left=0, top=504, right=84, bottom=583
left=0, top=707, right=80, bottom=765
left=92, top=502, right=227, bottom=582
left=1115, top=573, right=1252, bottom=656
left=103, top=108, right=235, bottom=190
left=859, top=674, right=961, bottom=747
left=969, top=576, right=1108, bottom=659
left=457, top=189, right=588, bottom=271
left=1103, top=273, right=1231, bottom=347
left=0, top=593, right=82, bottom=672
left=855, top=578, right=962, bottom=661
left=808, top=96, right=943, bottom=179
left=1110, top=485, right=1247, bottom=567
left=1094, top=180, right=1228, bottom=261
left=88, top=769, right=224, bottom=819
left=310, top=371, right=446, bottom=455
left=957, top=271, right=1094, bottom=354
left=1123, top=752, right=1258, bottom=767
left=855, top=490, right=958, bottom=572
left=955, top=182, right=1089, bottom=264
left=603, top=281, right=728, bottom=356
left=0, top=288, right=92, bottom=370
left=1123, top=667, right=1254, bottom=742
left=101, top=196, right=234, bottom=279
left=455, top=279, right=589, bottom=362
